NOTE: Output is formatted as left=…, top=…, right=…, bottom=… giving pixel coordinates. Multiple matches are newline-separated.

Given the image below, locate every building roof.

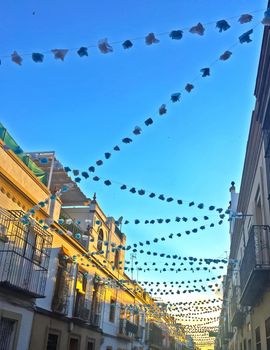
left=27, top=151, right=90, bottom=206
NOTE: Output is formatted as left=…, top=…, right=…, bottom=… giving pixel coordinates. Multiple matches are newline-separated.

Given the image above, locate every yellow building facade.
left=0, top=127, right=186, bottom=350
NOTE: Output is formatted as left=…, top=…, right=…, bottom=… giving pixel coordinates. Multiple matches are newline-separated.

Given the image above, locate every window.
left=86, top=339, right=95, bottom=350
left=114, top=249, right=120, bottom=269
left=69, top=337, right=80, bottom=350
left=46, top=332, right=59, bottom=350
left=109, top=298, right=116, bottom=323
left=0, top=317, right=16, bottom=350
left=255, top=189, right=263, bottom=225
left=265, top=317, right=270, bottom=350
left=51, top=253, right=72, bottom=315
left=255, top=327, right=261, bottom=350
left=97, top=229, right=104, bottom=252
left=243, top=339, right=247, bottom=350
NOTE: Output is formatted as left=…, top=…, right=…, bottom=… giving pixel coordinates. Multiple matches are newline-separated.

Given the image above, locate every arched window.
left=114, top=249, right=120, bottom=269
left=97, top=229, right=103, bottom=252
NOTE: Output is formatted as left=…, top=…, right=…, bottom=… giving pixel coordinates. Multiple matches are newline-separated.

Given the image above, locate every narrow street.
left=0, top=1, right=270, bottom=350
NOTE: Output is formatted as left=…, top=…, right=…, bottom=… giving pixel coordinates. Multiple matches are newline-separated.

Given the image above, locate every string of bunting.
left=124, top=264, right=225, bottom=274
left=147, top=284, right=222, bottom=295
left=125, top=256, right=228, bottom=265
left=175, top=316, right=219, bottom=322
left=5, top=9, right=266, bottom=66
left=169, top=309, right=221, bottom=316
left=85, top=219, right=225, bottom=255
left=87, top=255, right=228, bottom=271
left=67, top=168, right=231, bottom=214
left=167, top=298, right=222, bottom=305
left=61, top=211, right=224, bottom=226
left=138, top=275, right=223, bottom=286
left=168, top=305, right=221, bottom=312
left=61, top=17, right=270, bottom=205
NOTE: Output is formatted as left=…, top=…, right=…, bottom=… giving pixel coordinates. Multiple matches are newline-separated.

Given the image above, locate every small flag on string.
left=216, top=20, right=230, bottom=32
left=200, top=68, right=210, bottom=77
left=122, top=137, right=132, bottom=144
left=122, top=40, right=133, bottom=49
left=96, top=160, right=103, bottom=166
left=145, top=32, right=160, bottom=45
left=77, top=47, right=88, bottom=57
left=105, top=152, right=111, bottom=159
left=220, top=50, right=232, bottom=61
left=185, top=83, right=194, bottom=93
left=238, top=14, right=253, bottom=24
left=159, top=104, right=167, bottom=115
left=133, top=126, right=142, bottom=135
left=98, top=38, right=113, bottom=54
left=11, top=51, right=23, bottom=65
left=189, top=23, right=205, bottom=36
left=239, top=29, right=253, bottom=44
left=170, top=30, right=183, bottom=40
left=51, top=49, right=68, bottom=61
left=82, top=172, right=89, bottom=179
left=145, top=118, right=153, bottom=126
left=88, top=166, right=95, bottom=172
left=171, top=93, right=181, bottom=102
left=32, top=52, right=44, bottom=63
left=114, top=145, right=120, bottom=151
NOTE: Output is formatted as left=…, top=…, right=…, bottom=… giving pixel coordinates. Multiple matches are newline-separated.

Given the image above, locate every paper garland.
left=64, top=24, right=256, bottom=211
left=4, top=10, right=262, bottom=66
left=60, top=211, right=224, bottom=227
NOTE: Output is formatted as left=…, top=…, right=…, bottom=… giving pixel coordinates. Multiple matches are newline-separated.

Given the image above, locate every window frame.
left=265, top=317, right=270, bottom=350
left=85, top=338, right=95, bottom=350
left=45, top=328, right=61, bottom=350
left=68, top=334, right=81, bottom=350
left=109, top=298, right=116, bottom=323
left=0, top=309, right=21, bottom=350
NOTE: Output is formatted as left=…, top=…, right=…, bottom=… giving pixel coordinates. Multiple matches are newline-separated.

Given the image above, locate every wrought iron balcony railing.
left=0, top=208, right=52, bottom=298
left=240, top=225, right=270, bottom=306
left=119, top=319, right=138, bottom=338
left=148, top=322, right=163, bottom=347
left=73, top=293, right=90, bottom=321
left=230, top=286, right=244, bottom=328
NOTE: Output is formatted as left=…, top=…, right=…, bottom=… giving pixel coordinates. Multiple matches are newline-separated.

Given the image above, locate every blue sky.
left=0, top=0, right=267, bottom=312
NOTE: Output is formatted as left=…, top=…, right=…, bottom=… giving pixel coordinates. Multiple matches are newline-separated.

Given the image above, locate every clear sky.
left=0, top=0, right=268, bottom=340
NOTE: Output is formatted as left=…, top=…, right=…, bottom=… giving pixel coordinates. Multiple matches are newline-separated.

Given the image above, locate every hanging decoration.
left=4, top=9, right=261, bottom=66
left=66, top=168, right=231, bottom=214
left=62, top=23, right=258, bottom=212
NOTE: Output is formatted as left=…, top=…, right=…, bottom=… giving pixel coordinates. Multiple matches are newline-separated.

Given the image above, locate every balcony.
left=0, top=208, right=52, bottom=298
left=52, top=253, right=73, bottom=315
left=118, top=319, right=138, bottom=339
left=74, top=302, right=90, bottom=321
left=148, top=322, right=163, bottom=348
left=135, top=325, right=144, bottom=341
left=59, top=209, right=88, bottom=248
left=230, top=287, right=244, bottom=328
left=240, top=225, right=270, bottom=306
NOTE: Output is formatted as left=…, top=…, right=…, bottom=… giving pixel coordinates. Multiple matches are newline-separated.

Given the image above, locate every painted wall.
left=29, top=312, right=102, bottom=350
left=0, top=297, right=34, bottom=350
